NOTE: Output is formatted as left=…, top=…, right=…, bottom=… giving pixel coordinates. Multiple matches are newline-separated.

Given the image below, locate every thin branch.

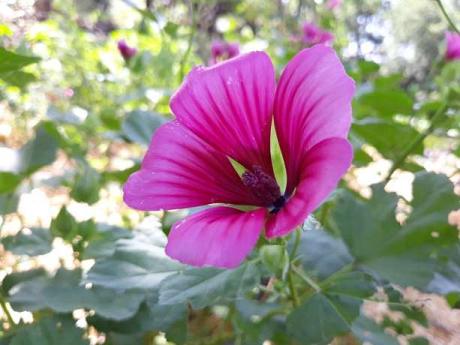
left=434, top=0, right=459, bottom=33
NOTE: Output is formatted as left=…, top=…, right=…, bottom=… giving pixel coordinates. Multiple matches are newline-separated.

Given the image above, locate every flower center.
left=242, top=165, right=285, bottom=212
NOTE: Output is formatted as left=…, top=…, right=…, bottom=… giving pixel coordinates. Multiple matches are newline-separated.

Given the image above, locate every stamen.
left=242, top=166, right=282, bottom=207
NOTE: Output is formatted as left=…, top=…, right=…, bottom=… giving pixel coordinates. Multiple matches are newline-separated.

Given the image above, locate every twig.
left=434, top=0, right=459, bottom=33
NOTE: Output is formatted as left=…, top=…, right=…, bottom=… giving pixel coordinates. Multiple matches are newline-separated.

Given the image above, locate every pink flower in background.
left=445, top=31, right=460, bottom=61
left=210, top=40, right=240, bottom=64
left=124, top=45, right=354, bottom=268
left=117, top=39, right=137, bottom=61
left=302, top=23, right=334, bottom=46
left=326, top=0, right=343, bottom=10
left=64, top=88, right=74, bottom=98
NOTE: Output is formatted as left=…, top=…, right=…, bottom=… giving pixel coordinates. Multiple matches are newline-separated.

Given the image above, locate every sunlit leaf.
left=0, top=172, right=21, bottom=194
left=0, top=47, right=40, bottom=73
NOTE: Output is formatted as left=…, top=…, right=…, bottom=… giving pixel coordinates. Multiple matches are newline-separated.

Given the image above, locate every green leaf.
left=234, top=300, right=289, bottom=345
left=18, top=123, right=59, bottom=175
left=294, top=223, right=353, bottom=280
left=101, top=164, right=139, bottom=184
left=164, top=22, right=179, bottom=37
left=1, top=228, right=52, bottom=256
left=357, top=59, right=380, bottom=77
left=9, top=315, right=88, bottom=345
left=88, top=294, right=187, bottom=343
left=0, top=193, right=19, bottom=215
left=47, top=105, right=84, bottom=125
left=287, top=272, right=374, bottom=345
left=351, top=316, right=399, bottom=345
left=352, top=118, right=422, bottom=161
left=70, top=161, right=101, bottom=204
left=287, top=293, right=358, bottom=341
left=373, top=74, right=403, bottom=90
left=1, top=268, right=46, bottom=296
left=85, top=229, right=182, bottom=290
left=81, top=224, right=132, bottom=260
left=0, top=47, right=40, bottom=73
left=332, top=173, right=459, bottom=288
left=359, top=90, right=413, bottom=118
left=0, top=172, right=21, bottom=194
left=121, top=110, right=165, bottom=146
left=270, top=123, right=287, bottom=193
left=408, top=338, right=430, bottom=345
left=50, top=207, right=79, bottom=241
left=159, top=261, right=263, bottom=309
left=8, top=268, right=145, bottom=321
left=0, top=70, right=37, bottom=88
left=428, top=244, right=460, bottom=295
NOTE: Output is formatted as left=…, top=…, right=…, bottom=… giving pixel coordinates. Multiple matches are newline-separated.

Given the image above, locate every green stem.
left=287, top=269, right=300, bottom=307
left=0, top=297, right=15, bottom=327
left=0, top=215, right=5, bottom=236
left=434, top=0, right=460, bottom=33
left=178, top=1, right=195, bottom=83
left=384, top=101, right=447, bottom=184
left=291, top=228, right=301, bottom=258
left=285, top=229, right=302, bottom=307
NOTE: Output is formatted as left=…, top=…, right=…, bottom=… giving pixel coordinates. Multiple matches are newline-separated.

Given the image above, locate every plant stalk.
left=434, top=0, right=460, bottom=33
left=286, top=229, right=304, bottom=307
left=0, top=297, right=15, bottom=327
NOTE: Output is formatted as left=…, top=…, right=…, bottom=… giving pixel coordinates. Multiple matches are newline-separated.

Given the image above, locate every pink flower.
left=326, top=0, right=342, bottom=10
left=64, top=88, right=74, bottom=98
left=117, top=39, right=137, bottom=61
left=445, top=31, right=460, bottom=61
left=302, top=23, right=334, bottom=46
left=210, top=40, right=240, bottom=64
left=124, top=45, right=354, bottom=268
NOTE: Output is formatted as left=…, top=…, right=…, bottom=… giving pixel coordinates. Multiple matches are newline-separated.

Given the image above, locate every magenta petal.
left=446, top=31, right=460, bottom=61
left=166, top=207, right=266, bottom=268
left=170, top=51, right=275, bottom=173
left=265, top=138, right=353, bottom=239
left=274, top=45, right=355, bottom=193
left=123, top=121, right=257, bottom=211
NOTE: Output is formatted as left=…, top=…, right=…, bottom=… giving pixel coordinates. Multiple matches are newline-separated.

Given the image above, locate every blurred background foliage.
left=0, top=0, right=459, bottom=344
